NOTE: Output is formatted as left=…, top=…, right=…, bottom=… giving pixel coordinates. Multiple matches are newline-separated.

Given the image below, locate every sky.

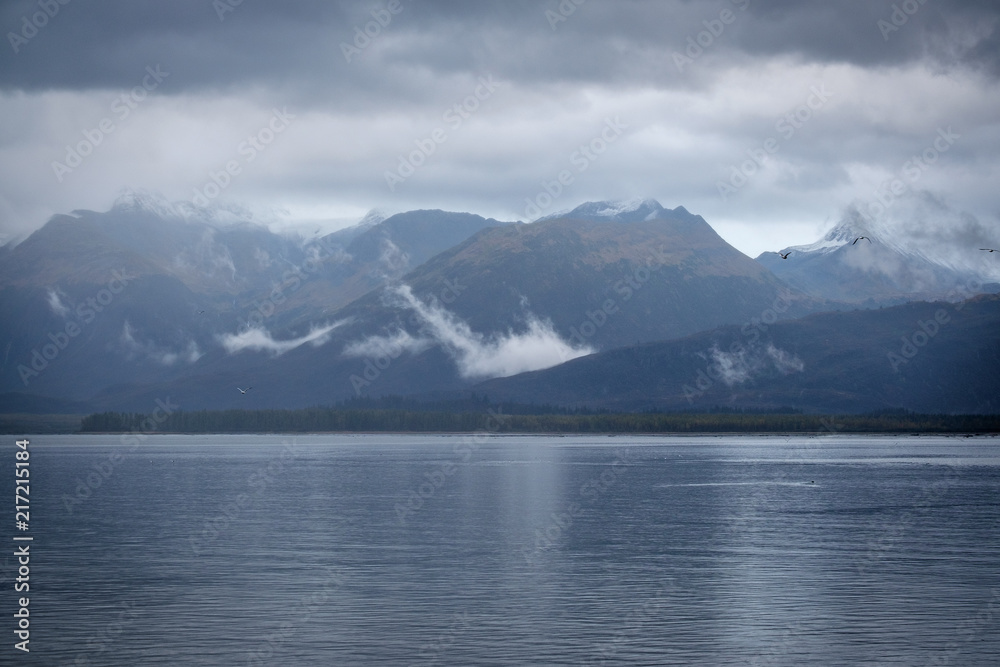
left=1, top=0, right=999, bottom=258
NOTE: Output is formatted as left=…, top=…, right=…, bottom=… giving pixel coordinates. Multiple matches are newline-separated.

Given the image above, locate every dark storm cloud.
left=738, top=0, right=998, bottom=68
left=1, top=1, right=350, bottom=93
left=3, top=1, right=997, bottom=102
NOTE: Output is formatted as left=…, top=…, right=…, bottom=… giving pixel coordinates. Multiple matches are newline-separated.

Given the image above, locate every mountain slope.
left=0, top=196, right=514, bottom=403
left=474, top=294, right=1000, bottom=414
left=377, top=200, right=820, bottom=351
left=299, top=209, right=516, bottom=315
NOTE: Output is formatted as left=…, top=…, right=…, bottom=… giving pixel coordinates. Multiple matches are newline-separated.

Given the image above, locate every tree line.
left=79, top=405, right=1000, bottom=434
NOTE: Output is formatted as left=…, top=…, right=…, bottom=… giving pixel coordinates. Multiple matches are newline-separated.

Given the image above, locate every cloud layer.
left=1, top=0, right=999, bottom=258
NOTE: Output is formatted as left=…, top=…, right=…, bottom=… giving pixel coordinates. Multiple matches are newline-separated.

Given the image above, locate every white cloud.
left=766, top=344, right=805, bottom=375
left=705, top=342, right=805, bottom=387
left=709, top=345, right=755, bottom=387
left=373, top=236, right=410, bottom=280
left=120, top=321, right=204, bottom=366
left=218, top=320, right=347, bottom=356
left=157, top=340, right=204, bottom=366
left=254, top=247, right=272, bottom=268
left=343, top=328, right=431, bottom=359
left=46, top=289, right=69, bottom=317
left=346, top=284, right=592, bottom=379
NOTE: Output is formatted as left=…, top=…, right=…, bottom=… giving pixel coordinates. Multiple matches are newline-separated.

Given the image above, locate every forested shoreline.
left=79, top=406, right=1000, bottom=435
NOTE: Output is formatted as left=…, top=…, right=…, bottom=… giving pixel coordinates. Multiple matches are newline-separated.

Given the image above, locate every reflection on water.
left=6, top=434, right=1000, bottom=665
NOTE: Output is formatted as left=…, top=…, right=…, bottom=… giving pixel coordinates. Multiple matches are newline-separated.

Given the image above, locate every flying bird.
left=981, top=248, right=997, bottom=253
left=237, top=386, right=252, bottom=394
left=779, top=252, right=791, bottom=259
left=852, top=236, right=872, bottom=245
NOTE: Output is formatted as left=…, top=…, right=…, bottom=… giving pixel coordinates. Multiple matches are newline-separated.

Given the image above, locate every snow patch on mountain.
left=779, top=206, right=887, bottom=255
left=356, top=208, right=396, bottom=229
left=536, top=198, right=666, bottom=223
left=110, top=187, right=285, bottom=229
left=112, top=188, right=187, bottom=220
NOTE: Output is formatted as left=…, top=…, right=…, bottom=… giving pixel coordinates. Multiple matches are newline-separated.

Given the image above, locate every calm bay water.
left=4, top=433, right=999, bottom=665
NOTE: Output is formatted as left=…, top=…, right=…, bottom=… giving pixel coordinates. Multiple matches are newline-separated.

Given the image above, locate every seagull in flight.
left=779, top=252, right=791, bottom=259
left=981, top=248, right=997, bottom=253
left=237, top=386, right=252, bottom=395
left=852, top=236, right=872, bottom=245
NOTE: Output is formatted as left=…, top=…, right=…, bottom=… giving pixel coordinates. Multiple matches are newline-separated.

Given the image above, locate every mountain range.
left=758, top=206, right=997, bottom=305
left=1, top=193, right=997, bottom=416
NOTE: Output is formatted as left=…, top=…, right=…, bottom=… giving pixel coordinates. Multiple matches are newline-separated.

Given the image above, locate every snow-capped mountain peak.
left=537, top=198, right=666, bottom=223
left=780, top=208, right=870, bottom=253
left=108, top=187, right=283, bottom=229
left=588, top=197, right=664, bottom=220
left=356, top=208, right=396, bottom=230
left=759, top=203, right=996, bottom=304
left=110, top=188, right=186, bottom=220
